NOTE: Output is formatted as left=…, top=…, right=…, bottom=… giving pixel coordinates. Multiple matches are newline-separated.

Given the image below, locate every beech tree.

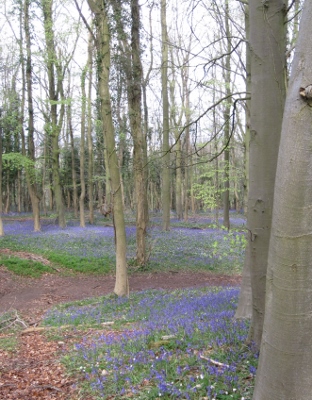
left=236, top=0, right=287, bottom=347
left=252, top=1, right=312, bottom=397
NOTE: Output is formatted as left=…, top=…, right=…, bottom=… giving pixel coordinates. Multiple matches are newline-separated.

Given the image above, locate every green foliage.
left=192, top=163, right=225, bottom=211
left=2, top=153, right=35, bottom=172
left=192, top=154, right=245, bottom=213
left=212, top=229, right=247, bottom=262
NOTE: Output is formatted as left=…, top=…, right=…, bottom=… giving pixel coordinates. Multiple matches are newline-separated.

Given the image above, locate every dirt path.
left=0, top=267, right=241, bottom=316
left=0, top=259, right=241, bottom=400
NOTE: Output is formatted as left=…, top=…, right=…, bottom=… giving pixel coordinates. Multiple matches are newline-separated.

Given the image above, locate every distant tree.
left=87, top=33, right=95, bottom=225
left=23, top=0, right=41, bottom=231
left=161, top=0, right=171, bottom=231
left=79, top=64, right=87, bottom=227
left=221, top=0, right=231, bottom=231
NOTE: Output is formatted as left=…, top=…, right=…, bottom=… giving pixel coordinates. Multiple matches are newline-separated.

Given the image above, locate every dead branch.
left=0, top=310, right=28, bottom=331
left=199, top=355, right=230, bottom=369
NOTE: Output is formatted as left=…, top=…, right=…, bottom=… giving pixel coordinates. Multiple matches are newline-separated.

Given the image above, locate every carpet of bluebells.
left=0, top=212, right=255, bottom=398
left=44, top=287, right=257, bottom=399
left=0, top=211, right=246, bottom=274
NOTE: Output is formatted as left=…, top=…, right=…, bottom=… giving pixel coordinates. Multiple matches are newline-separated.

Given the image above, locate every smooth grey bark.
left=253, top=2, right=312, bottom=398
left=244, top=0, right=286, bottom=347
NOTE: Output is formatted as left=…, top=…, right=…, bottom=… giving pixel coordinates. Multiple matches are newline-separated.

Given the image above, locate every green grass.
left=45, top=252, right=114, bottom=274
left=0, top=243, right=115, bottom=277
left=0, top=311, right=25, bottom=352
left=0, top=254, right=53, bottom=277
left=0, top=335, right=18, bottom=352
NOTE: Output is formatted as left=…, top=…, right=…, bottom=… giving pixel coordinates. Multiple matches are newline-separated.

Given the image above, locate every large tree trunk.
left=243, top=0, right=286, bottom=348
left=87, top=0, right=128, bottom=296
left=253, top=2, right=312, bottom=397
left=161, top=0, right=171, bottom=231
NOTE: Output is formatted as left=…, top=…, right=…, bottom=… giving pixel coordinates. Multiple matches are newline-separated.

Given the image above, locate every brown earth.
left=0, top=251, right=241, bottom=400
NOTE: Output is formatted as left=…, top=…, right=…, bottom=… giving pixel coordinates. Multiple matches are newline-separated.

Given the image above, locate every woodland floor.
left=0, top=250, right=241, bottom=400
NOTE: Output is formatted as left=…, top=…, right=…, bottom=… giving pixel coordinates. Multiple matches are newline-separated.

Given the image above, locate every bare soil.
left=0, top=251, right=241, bottom=400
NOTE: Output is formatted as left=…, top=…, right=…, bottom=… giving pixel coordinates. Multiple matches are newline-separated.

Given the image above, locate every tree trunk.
left=130, top=0, right=147, bottom=265
left=244, top=0, right=286, bottom=348
left=41, top=0, right=66, bottom=228
left=79, top=66, right=87, bottom=228
left=161, top=0, right=171, bottom=231
left=23, top=0, right=41, bottom=232
left=87, top=0, right=128, bottom=296
left=68, top=102, right=79, bottom=218
left=222, top=0, right=231, bottom=231
left=253, top=2, right=312, bottom=397
left=182, top=48, right=191, bottom=222
left=87, top=33, right=94, bottom=225
left=0, top=108, right=3, bottom=236
left=110, top=0, right=147, bottom=265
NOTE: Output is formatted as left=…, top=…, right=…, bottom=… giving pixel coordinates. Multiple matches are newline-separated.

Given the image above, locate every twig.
left=31, top=384, right=63, bottom=392
left=199, top=355, right=230, bottom=369
left=45, top=264, right=61, bottom=273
